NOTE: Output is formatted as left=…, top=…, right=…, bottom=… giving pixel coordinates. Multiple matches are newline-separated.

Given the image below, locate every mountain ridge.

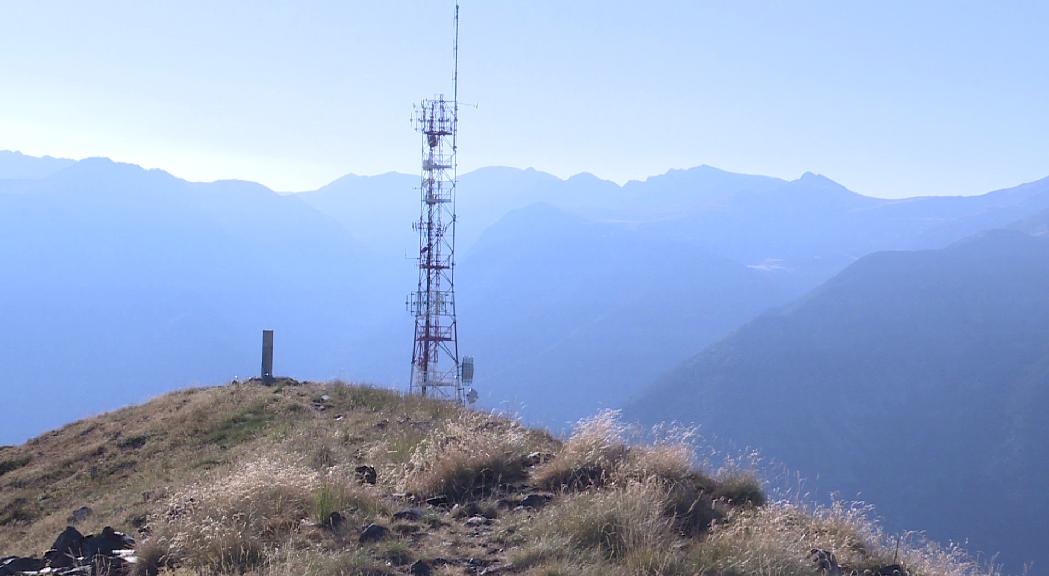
left=626, top=226, right=1049, bottom=571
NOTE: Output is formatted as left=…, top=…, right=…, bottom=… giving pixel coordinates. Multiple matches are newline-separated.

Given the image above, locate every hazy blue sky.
left=1, top=1, right=1046, bottom=197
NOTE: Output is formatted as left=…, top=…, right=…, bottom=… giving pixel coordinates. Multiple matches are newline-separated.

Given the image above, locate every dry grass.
left=403, top=411, right=546, bottom=501
left=0, top=384, right=996, bottom=576
left=691, top=500, right=999, bottom=576
left=151, top=457, right=318, bottom=573
left=532, top=410, right=633, bottom=491
left=534, top=480, right=675, bottom=560
left=533, top=410, right=763, bottom=538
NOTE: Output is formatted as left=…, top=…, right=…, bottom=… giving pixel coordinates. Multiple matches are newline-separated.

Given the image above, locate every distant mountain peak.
left=0, top=150, right=76, bottom=180
left=52, top=157, right=179, bottom=186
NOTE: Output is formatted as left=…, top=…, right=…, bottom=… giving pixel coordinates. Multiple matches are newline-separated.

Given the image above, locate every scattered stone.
left=310, top=394, right=332, bottom=411
left=393, top=508, right=423, bottom=521
left=355, top=465, right=377, bottom=485
left=333, top=414, right=344, bottom=421
left=518, top=493, right=552, bottom=510
left=3, top=526, right=136, bottom=576
left=409, top=560, right=433, bottom=576
left=359, top=523, right=389, bottom=543
left=464, top=516, right=489, bottom=527
left=321, top=511, right=344, bottom=530
left=68, top=506, right=93, bottom=524
left=523, top=451, right=554, bottom=467
left=497, top=493, right=551, bottom=510
left=425, top=495, right=450, bottom=507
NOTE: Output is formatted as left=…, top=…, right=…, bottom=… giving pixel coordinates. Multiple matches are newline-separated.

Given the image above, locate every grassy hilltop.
left=0, top=381, right=992, bottom=576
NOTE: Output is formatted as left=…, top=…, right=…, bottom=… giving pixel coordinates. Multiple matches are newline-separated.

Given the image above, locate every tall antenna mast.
left=454, top=1, right=459, bottom=128
left=407, top=2, right=475, bottom=404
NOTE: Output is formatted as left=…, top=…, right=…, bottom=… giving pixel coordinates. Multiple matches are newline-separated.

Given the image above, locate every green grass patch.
left=191, top=458, right=224, bottom=470
left=384, top=429, right=426, bottom=464
left=0, top=455, right=31, bottom=477
left=198, top=402, right=278, bottom=446
left=117, top=433, right=151, bottom=450
left=378, top=541, right=414, bottom=566
left=334, top=384, right=401, bottom=411
left=0, top=497, right=38, bottom=526
left=311, top=484, right=343, bottom=525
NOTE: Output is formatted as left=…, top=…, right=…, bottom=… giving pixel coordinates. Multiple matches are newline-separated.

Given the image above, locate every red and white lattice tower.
left=408, top=4, right=475, bottom=404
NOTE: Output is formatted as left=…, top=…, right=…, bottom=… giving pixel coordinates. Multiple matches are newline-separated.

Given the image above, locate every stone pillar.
left=261, top=330, right=274, bottom=384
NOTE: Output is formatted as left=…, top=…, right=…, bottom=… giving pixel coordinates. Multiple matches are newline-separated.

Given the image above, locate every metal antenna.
left=407, top=1, right=475, bottom=405
left=453, top=2, right=459, bottom=152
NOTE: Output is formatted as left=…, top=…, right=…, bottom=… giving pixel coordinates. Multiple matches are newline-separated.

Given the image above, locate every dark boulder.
left=393, top=508, right=423, bottom=521
left=45, top=526, right=85, bottom=568
left=359, top=523, right=389, bottom=543
left=355, top=465, right=377, bottom=485
left=321, top=511, right=344, bottom=530
left=425, top=495, right=450, bottom=507
left=409, top=559, right=433, bottom=576
left=0, top=557, right=46, bottom=576
left=518, top=493, right=552, bottom=509
left=68, top=506, right=93, bottom=524
left=83, top=527, right=135, bottom=561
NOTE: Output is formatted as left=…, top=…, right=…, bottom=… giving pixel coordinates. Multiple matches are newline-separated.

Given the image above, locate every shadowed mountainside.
left=627, top=228, right=1049, bottom=570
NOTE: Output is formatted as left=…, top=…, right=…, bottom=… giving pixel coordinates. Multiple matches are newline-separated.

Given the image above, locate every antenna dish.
left=461, top=356, right=475, bottom=384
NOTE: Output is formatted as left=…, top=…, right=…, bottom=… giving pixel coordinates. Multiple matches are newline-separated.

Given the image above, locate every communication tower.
left=407, top=3, right=476, bottom=404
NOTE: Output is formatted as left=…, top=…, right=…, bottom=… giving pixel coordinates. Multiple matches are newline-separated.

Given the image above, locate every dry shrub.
left=131, top=538, right=171, bottom=576
left=617, top=442, right=724, bottom=537
left=534, top=411, right=764, bottom=538
left=710, top=470, right=765, bottom=506
left=534, top=480, right=676, bottom=561
left=145, top=457, right=320, bottom=573
left=404, top=411, right=533, bottom=501
left=622, top=546, right=692, bottom=576
left=311, top=476, right=385, bottom=527
left=692, top=500, right=998, bottom=576
left=509, top=534, right=581, bottom=571
left=532, top=410, right=632, bottom=491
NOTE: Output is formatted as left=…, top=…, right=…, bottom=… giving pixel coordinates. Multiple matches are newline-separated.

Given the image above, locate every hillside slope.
left=627, top=229, right=1049, bottom=570
left=0, top=382, right=989, bottom=576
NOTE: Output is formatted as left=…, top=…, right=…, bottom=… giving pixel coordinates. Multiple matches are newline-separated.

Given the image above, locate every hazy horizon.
left=5, top=150, right=1048, bottom=201
left=2, top=1, right=1047, bottom=198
